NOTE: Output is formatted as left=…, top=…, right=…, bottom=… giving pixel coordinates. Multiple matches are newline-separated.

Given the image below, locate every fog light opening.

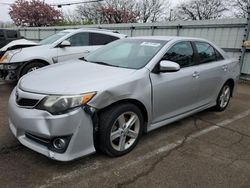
left=53, top=138, right=66, bottom=150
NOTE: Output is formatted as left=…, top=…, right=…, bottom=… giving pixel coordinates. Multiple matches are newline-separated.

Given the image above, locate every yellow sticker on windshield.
left=140, top=42, right=161, bottom=47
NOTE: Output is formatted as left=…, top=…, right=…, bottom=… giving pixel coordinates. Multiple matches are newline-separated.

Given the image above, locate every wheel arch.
left=17, top=59, right=50, bottom=79
left=26, top=59, right=50, bottom=66
left=224, top=78, right=235, bottom=97
left=97, top=98, right=149, bottom=132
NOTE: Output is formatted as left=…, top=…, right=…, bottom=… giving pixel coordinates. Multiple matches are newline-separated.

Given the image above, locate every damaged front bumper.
left=0, top=62, right=23, bottom=80
left=8, top=87, right=96, bottom=161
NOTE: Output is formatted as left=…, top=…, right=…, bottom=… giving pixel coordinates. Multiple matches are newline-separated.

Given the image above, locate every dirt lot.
left=0, top=81, right=250, bottom=188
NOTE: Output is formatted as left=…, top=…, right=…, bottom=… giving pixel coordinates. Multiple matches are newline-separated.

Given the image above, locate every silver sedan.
left=8, top=36, right=240, bottom=161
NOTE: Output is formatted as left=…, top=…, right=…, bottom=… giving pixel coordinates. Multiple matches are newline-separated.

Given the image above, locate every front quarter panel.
left=88, top=68, right=152, bottom=125
left=9, top=46, right=55, bottom=64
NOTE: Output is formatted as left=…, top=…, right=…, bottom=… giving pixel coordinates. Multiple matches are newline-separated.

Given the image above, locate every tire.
left=98, top=103, right=144, bottom=157
left=214, top=83, right=232, bottom=112
left=18, top=61, right=46, bottom=79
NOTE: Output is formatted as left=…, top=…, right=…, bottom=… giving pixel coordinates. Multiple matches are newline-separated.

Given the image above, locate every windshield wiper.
left=90, top=61, right=122, bottom=68
left=79, top=57, right=89, bottom=62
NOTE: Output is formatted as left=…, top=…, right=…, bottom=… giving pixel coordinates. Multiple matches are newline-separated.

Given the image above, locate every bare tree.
left=75, top=2, right=101, bottom=24
left=177, top=0, right=228, bottom=20
left=98, top=0, right=139, bottom=23
left=136, top=0, right=167, bottom=23
left=231, top=0, right=250, bottom=18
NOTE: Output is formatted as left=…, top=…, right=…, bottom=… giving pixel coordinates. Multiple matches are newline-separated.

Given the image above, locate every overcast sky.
left=0, top=0, right=182, bottom=23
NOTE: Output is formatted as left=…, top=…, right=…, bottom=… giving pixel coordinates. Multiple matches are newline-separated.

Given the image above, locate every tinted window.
left=0, top=30, right=4, bottom=38
left=162, top=41, right=195, bottom=68
left=6, top=30, right=18, bottom=38
left=195, top=42, right=217, bottom=64
left=90, top=33, right=119, bottom=45
left=68, top=32, right=89, bottom=46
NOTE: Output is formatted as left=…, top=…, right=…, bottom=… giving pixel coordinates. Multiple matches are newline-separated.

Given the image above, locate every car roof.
left=60, top=28, right=127, bottom=38
left=130, top=36, right=208, bottom=42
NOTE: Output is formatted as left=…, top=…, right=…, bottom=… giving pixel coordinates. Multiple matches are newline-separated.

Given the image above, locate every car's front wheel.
left=18, top=61, right=47, bottom=79
left=214, top=83, right=232, bottom=111
left=98, top=103, right=144, bottom=157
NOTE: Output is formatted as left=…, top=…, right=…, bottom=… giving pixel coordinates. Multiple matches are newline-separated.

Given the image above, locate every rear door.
left=193, top=41, right=227, bottom=106
left=150, top=41, right=201, bottom=123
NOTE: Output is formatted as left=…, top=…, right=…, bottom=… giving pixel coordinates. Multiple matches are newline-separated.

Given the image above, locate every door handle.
left=83, top=50, right=90, bottom=53
left=192, top=71, right=200, bottom=78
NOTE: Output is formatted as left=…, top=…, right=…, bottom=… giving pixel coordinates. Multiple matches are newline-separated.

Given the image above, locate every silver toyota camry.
left=9, top=36, right=240, bottom=161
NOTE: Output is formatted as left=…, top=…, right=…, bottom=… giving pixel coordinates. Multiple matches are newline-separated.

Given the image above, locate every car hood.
left=0, top=39, right=37, bottom=51
left=19, top=60, right=137, bottom=95
left=19, top=44, right=52, bottom=52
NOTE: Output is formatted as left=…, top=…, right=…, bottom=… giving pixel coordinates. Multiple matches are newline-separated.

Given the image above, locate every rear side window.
left=90, top=33, right=119, bottom=45
left=6, top=30, right=18, bottom=38
left=162, top=41, right=195, bottom=68
left=195, top=42, right=217, bottom=64
left=0, top=30, right=4, bottom=38
left=68, top=32, right=89, bottom=46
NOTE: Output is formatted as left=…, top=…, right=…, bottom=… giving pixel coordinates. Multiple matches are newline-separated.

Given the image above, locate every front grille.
left=25, top=132, right=51, bottom=147
left=17, top=98, right=39, bottom=107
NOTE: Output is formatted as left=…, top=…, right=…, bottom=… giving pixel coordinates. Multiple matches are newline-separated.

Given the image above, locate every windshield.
left=39, top=32, right=69, bottom=45
left=85, top=39, right=167, bottom=69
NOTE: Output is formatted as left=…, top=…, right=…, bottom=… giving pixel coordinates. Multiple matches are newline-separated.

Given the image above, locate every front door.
left=56, top=32, right=98, bottom=63
left=150, top=41, right=200, bottom=123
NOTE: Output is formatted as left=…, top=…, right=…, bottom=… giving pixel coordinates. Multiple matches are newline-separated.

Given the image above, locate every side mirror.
left=59, top=40, right=71, bottom=48
left=159, top=60, right=180, bottom=73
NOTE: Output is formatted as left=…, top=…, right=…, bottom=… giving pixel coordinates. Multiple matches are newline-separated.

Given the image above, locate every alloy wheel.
left=219, top=85, right=231, bottom=108
left=110, top=112, right=140, bottom=151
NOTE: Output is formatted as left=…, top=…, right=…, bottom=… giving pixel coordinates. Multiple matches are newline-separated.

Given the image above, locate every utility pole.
left=169, top=9, right=173, bottom=21
left=53, top=0, right=104, bottom=8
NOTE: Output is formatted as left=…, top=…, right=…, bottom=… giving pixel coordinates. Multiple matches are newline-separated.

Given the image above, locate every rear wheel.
left=98, top=103, right=144, bottom=157
left=214, top=83, right=232, bottom=111
left=18, top=61, right=47, bottom=79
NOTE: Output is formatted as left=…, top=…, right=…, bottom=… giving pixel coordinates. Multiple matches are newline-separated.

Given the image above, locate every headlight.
left=36, top=92, right=96, bottom=115
left=0, top=49, right=22, bottom=63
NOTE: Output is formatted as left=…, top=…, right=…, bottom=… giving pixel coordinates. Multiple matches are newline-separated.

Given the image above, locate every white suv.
left=0, top=29, right=127, bottom=80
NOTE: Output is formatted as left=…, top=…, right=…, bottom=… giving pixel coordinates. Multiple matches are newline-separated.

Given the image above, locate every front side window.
left=68, top=32, right=89, bottom=46
left=162, top=41, right=195, bottom=68
left=90, top=33, right=119, bottom=45
left=85, top=39, right=167, bottom=69
left=195, top=42, right=217, bottom=64
left=39, top=32, right=69, bottom=45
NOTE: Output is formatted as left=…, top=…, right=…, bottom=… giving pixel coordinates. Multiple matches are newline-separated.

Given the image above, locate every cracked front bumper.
left=0, top=62, right=23, bottom=80
left=8, top=87, right=96, bottom=161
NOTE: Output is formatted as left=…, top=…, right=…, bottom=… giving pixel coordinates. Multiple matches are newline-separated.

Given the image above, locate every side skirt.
left=147, top=103, right=216, bottom=132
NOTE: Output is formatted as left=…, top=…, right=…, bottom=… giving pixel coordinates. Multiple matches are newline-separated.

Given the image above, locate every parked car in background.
left=9, top=36, right=240, bottom=161
left=0, top=29, right=127, bottom=80
left=0, top=29, right=22, bottom=49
